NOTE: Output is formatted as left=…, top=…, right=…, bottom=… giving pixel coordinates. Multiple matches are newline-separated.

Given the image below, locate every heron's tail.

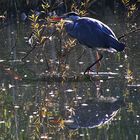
left=109, top=38, right=125, bottom=52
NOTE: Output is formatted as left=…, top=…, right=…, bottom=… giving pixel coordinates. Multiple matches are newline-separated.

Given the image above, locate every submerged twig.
left=21, top=43, right=37, bottom=61
left=118, top=27, right=140, bottom=40
left=22, top=73, right=118, bottom=82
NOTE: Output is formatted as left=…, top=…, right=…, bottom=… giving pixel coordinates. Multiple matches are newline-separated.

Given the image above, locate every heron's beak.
left=50, top=16, right=71, bottom=24
left=50, top=17, right=63, bottom=22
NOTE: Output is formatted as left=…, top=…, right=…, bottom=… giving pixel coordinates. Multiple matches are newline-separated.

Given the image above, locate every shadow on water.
left=0, top=13, right=140, bottom=140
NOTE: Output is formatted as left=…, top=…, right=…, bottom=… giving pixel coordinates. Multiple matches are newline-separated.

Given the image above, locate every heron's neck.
left=65, top=20, right=75, bottom=31
left=70, top=15, right=80, bottom=21
left=64, top=16, right=80, bottom=31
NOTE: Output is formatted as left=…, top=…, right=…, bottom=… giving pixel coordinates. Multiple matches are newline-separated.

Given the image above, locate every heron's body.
left=53, top=12, right=125, bottom=74
left=65, top=16, right=125, bottom=52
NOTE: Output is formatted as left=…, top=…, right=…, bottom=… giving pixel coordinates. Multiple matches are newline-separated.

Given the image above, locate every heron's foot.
left=84, top=68, right=94, bottom=75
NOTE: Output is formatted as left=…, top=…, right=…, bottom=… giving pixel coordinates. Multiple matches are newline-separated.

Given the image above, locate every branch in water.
left=21, top=44, right=37, bottom=61
left=118, top=28, right=140, bottom=40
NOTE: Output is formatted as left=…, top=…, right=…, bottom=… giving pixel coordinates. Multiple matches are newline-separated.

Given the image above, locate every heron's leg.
left=84, top=53, right=103, bottom=75
left=96, top=51, right=102, bottom=74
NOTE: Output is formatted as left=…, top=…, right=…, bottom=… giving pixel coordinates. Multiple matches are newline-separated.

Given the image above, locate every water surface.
left=0, top=15, right=140, bottom=140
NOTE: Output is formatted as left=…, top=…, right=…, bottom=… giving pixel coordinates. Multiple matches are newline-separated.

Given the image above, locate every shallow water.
left=0, top=15, right=140, bottom=140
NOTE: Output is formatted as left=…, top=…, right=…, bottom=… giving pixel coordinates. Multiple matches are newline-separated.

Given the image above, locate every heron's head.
left=62, top=12, right=80, bottom=21
left=50, top=12, right=80, bottom=22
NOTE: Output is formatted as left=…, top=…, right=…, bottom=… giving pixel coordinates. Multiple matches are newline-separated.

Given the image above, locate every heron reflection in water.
left=66, top=97, right=125, bottom=129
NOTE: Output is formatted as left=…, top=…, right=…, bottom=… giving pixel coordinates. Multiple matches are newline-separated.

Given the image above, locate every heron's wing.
left=92, top=18, right=118, bottom=40
left=85, top=18, right=125, bottom=51
left=67, top=18, right=111, bottom=48
left=80, top=18, right=117, bottom=39
left=66, top=18, right=124, bottom=51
